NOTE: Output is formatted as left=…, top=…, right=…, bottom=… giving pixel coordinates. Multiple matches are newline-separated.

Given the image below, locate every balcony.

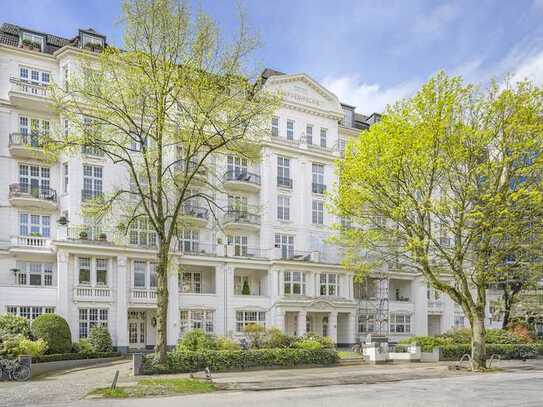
left=10, top=235, right=51, bottom=250
left=66, top=225, right=112, bottom=244
left=181, top=205, right=209, bottom=227
left=81, top=189, right=104, bottom=203
left=234, top=269, right=268, bottom=297
left=223, top=170, right=261, bottom=192
left=270, top=134, right=301, bottom=147
left=8, top=133, right=45, bottom=159
left=9, top=77, right=51, bottom=111
left=306, top=139, right=334, bottom=154
left=9, top=184, right=57, bottom=210
left=277, top=176, right=293, bottom=189
left=74, top=286, right=112, bottom=301
left=81, top=145, right=105, bottom=158
left=428, top=299, right=444, bottom=314
left=177, top=241, right=216, bottom=256
left=223, top=210, right=261, bottom=232
left=312, top=183, right=326, bottom=194
left=130, top=288, right=157, bottom=303
left=228, top=246, right=268, bottom=259
left=175, top=160, right=208, bottom=184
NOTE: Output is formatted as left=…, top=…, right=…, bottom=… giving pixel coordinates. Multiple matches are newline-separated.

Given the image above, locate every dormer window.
left=81, top=33, right=104, bottom=52
left=20, top=32, right=44, bottom=52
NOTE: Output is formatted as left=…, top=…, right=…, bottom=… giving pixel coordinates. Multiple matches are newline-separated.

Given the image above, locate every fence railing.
left=10, top=77, right=48, bottom=97
left=224, top=170, right=261, bottom=186
left=9, top=184, right=57, bottom=202
left=9, top=132, right=43, bottom=148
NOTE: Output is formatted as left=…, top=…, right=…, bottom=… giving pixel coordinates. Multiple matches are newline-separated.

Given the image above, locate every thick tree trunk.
left=471, top=313, right=487, bottom=370
left=501, top=307, right=511, bottom=330
left=154, top=243, right=170, bottom=364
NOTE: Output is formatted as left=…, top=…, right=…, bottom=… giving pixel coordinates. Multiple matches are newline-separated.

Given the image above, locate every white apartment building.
left=0, top=24, right=501, bottom=352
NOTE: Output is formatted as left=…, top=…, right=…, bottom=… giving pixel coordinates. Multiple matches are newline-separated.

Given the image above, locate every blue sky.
left=3, top=0, right=543, bottom=113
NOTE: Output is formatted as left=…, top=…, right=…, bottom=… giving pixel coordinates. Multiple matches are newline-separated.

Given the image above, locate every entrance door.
left=128, top=311, right=146, bottom=349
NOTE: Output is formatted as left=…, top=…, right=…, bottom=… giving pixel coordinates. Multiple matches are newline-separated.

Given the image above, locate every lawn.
left=88, top=378, right=216, bottom=399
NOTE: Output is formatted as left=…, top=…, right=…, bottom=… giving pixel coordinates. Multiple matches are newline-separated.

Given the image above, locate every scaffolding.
left=356, top=272, right=389, bottom=343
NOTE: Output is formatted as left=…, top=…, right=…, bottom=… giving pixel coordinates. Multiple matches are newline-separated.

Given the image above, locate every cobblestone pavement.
left=0, top=360, right=132, bottom=407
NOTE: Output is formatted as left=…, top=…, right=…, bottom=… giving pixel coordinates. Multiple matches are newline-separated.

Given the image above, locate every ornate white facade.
left=0, top=24, right=501, bottom=352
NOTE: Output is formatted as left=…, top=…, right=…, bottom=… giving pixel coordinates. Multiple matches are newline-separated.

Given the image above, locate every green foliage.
left=293, top=339, right=322, bottom=350
left=243, top=324, right=267, bottom=349
left=241, top=279, right=251, bottom=295
left=16, top=338, right=48, bottom=357
left=77, top=339, right=94, bottom=353
left=143, top=348, right=338, bottom=374
left=0, top=314, right=31, bottom=338
left=265, top=328, right=296, bottom=349
left=176, top=330, right=217, bottom=352
left=88, top=326, right=113, bottom=352
left=31, top=314, right=72, bottom=354
left=441, top=343, right=543, bottom=361
left=398, top=336, right=452, bottom=352
left=215, top=337, right=240, bottom=351
left=300, top=334, right=335, bottom=349
left=32, top=351, right=121, bottom=364
left=0, top=334, right=25, bottom=357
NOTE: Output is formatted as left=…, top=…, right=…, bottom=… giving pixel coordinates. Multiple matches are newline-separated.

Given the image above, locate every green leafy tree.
left=333, top=72, right=543, bottom=370
left=46, top=0, right=278, bottom=364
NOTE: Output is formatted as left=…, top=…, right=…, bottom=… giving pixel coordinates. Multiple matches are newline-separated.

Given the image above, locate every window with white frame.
left=20, top=32, right=45, bottom=51
left=320, top=128, right=327, bottom=148
left=277, top=156, right=291, bottom=187
left=320, top=273, right=338, bottom=296
left=284, top=271, right=306, bottom=295
left=306, top=124, right=313, bottom=144
left=312, top=200, right=324, bottom=225
left=277, top=195, right=290, bottom=220
left=7, top=306, right=54, bottom=320
left=275, top=233, right=294, bottom=259
left=236, top=310, right=266, bottom=332
left=312, top=163, right=325, bottom=193
left=180, top=271, right=202, bottom=293
left=339, top=138, right=347, bottom=157
left=63, top=163, right=69, bottom=193
left=79, top=308, right=108, bottom=339
left=286, top=119, right=294, bottom=140
left=149, top=262, right=157, bottom=288
left=132, top=260, right=156, bottom=289
left=179, top=230, right=199, bottom=253
left=129, top=218, right=157, bottom=247
left=227, top=195, right=248, bottom=213
left=227, top=155, right=248, bottom=177
left=358, top=313, right=376, bottom=333
left=18, top=115, right=49, bottom=147
left=78, top=257, right=91, bottom=285
left=271, top=116, right=279, bottom=137
left=389, top=313, right=411, bottom=334
left=19, top=213, right=50, bottom=237
left=180, top=309, right=214, bottom=334
left=19, top=164, right=50, bottom=196
left=81, top=33, right=104, bottom=49
left=19, top=65, right=49, bottom=86
left=454, top=314, right=465, bottom=329
left=227, top=235, right=248, bottom=256
left=14, top=262, right=53, bottom=287
left=82, top=165, right=103, bottom=201
left=96, top=258, right=108, bottom=285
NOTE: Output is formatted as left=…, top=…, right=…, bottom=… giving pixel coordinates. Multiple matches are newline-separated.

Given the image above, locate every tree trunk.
left=154, top=243, right=170, bottom=364
left=471, top=313, right=486, bottom=370
left=501, top=307, right=511, bottom=330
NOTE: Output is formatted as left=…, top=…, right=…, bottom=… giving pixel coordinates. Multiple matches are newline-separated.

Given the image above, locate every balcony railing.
left=67, top=225, right=110, bottom=242
left=74, top=286, right=112, bottom=299
left=312, top=183, right=326, bottom=194
left=10, top=77, right=48, bottom=97
left=224, top=170, right=261, bottom=186
left=12, top=235, right=50, bottom=248
left=131, top=288, right=157, bottom=301
left=224, top=210, right=261, bottom=226
left=9, top=184, right=57, bottom=202
left=428, top=300, right=444, bottom=311
left=9, top=133, right=43, bottom=148
left=175, top=160, right=207, bottom=176
left=182, top=205, right=209, bottom=220
left=81, top=189, right=104, bottom=202
left=81, top=145, right=105, bottom=157
left=230, top=246, right=267, bottom=258
left=277, top=176, right=293, bottom=189
left=177, top=241, right=216, bottom=256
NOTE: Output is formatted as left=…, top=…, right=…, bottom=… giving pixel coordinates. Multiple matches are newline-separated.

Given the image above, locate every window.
left=63, top=119, right=69, bottom=137
left=227, top=155, right=248, bottom=177
left=454, top=315, right=465, bottom=329
left=82, top=165, right=103, bottom=201
left=338, top=138, right=347, bottom=157
left=62, top=65, right=69, bottom=91
left=81, top=33, right=104, bottom=49
left=7, top=306, right=54, bottom=320
left=179, top=230, right=199, bottom=253
left=149, top=263, right=157, bottom=288
left=342, top=108, right=353, bottom=128
left=236, top=311, right=266, bottom=332
left=234, top=275, right=251, bottom=295
left=180, top=309, right=214, bottom=334
left=312, top=200, right=324, bottom=225
left=320, top=128, right=327, bottom=148
left=284, top=271, right=306, bottom=295
left=286, top=119, right=294, bottom=140
left=358, top=313, right=376, bottom=333
left=277, top=195, right=290, bottom=220
left=18, top=164, right=51, bottom=197
left=181, top=271, right=201, bottom=293
left=227, top=235, right=248, bottom=256
left=340, top=216, right=352, bottom=229
left=320, top=273, right=338, bottom=296
left=78, top=257, right=91, bottom=285
left=277, top=156, right=292, bottom=188
left=390, top=313, right=411, bottom=334
left=312, top=163, right=325, bottom=193
left=19, top=213, right=50, bottom=237
left=20, top=32, right=44, bottom=51
left=18, top=115, right=49, bottom=147
left=133, top=260, right=147, bottom=288
left=96, top=258, right=108, bottom=285
left=14, top=262, right=53, bottom=287
left=129, top=218, right=157, bottom=247
left=306, top=124, right=313, bottom=144
left=79, top=308, right=108, bottom=339
left=227, top=195, right=248, bottom=213
left=271, top=116, right=279, bottom=137
left=275, top=234, right=294, bottom=259
left=63, top=163, right=69, bottom=194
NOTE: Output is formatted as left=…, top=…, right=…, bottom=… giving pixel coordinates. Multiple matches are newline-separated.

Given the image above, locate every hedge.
left=143, top=348, right=339, bottom=374
left=32, top=351, right=122, bottom=364
left=31, top=314, right=72, bottom=354
left=440, top=343, right=543, bottom=361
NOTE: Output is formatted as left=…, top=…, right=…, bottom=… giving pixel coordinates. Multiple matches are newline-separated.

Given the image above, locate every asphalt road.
left=56, top=370, right=543, bottom=407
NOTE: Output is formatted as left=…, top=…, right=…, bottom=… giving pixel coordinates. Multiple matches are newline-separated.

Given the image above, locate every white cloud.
left=322, top=75, right=420, bottom=114
left=413, top=3, right=462, bottom=35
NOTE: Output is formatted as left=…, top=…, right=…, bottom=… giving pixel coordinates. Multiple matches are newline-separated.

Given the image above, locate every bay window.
left=180, top=309, right=214, bottom=334
left=284, top=271, right=306, bottom=295
left=14, top=262, right=53, bottom=287
left=79, top=308, right=108, bottom=339
left=236, top=310, right=266, bottom=332
left=320, top=273, right=338, bottom=296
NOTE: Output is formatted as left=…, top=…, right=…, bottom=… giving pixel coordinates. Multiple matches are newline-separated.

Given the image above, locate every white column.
left=116, top=255, right=128, bottom=352
left=274, top=308, right=285, bottom=331
left=413, top=277, right=428, bottom=336
left=346, top=312, right=356, bottom=345
left=56, top=250, right=71, bottom=334
left=297, top=310, right=307, bottom=337
left=167, top=260, right=180, bottom=348
left=329, top=311, right=338, bottom=344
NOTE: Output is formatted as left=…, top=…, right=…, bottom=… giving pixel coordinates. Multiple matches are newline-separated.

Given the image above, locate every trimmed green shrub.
left=16, top=338, right=48, bottom=357
left=32, top=351, right=121, bottom=364
left=441, top=343, right=543, bottom=361
left=264, top=328, right=296, bottom=349
left=143, top=348, right=339, bottom=374
left=176, top=329, right=217, bottom=352
left=216, top=337, right=240, bottom=351
left=398, top=336, right=451, bottom=352
left=293, top=339, right=322, bottom=350
left=243, top=324, right=267, bottom=349
left=88, top=326, right=113, bottom=352
left=0, top=334, right=25, bottom=357
left=78, top=339, right=94, bottom=353
left=0, top=314, right=31, bottom=338
left=31, top=314, right=72, bottom=354
left=299, top=334, right=335, bottom=349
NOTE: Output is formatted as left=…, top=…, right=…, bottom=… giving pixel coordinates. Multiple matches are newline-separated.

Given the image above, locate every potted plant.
left=21, top=39, right=33, bottom=50
left=79, top=230, right=88, bottom=240
left=98, top=233, right=107, bottom=241
left=242, top=279, right=251, bottom=295
left=30, top=231, right=41, bottom=237
left=57, top=216, right=68, bottom=226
